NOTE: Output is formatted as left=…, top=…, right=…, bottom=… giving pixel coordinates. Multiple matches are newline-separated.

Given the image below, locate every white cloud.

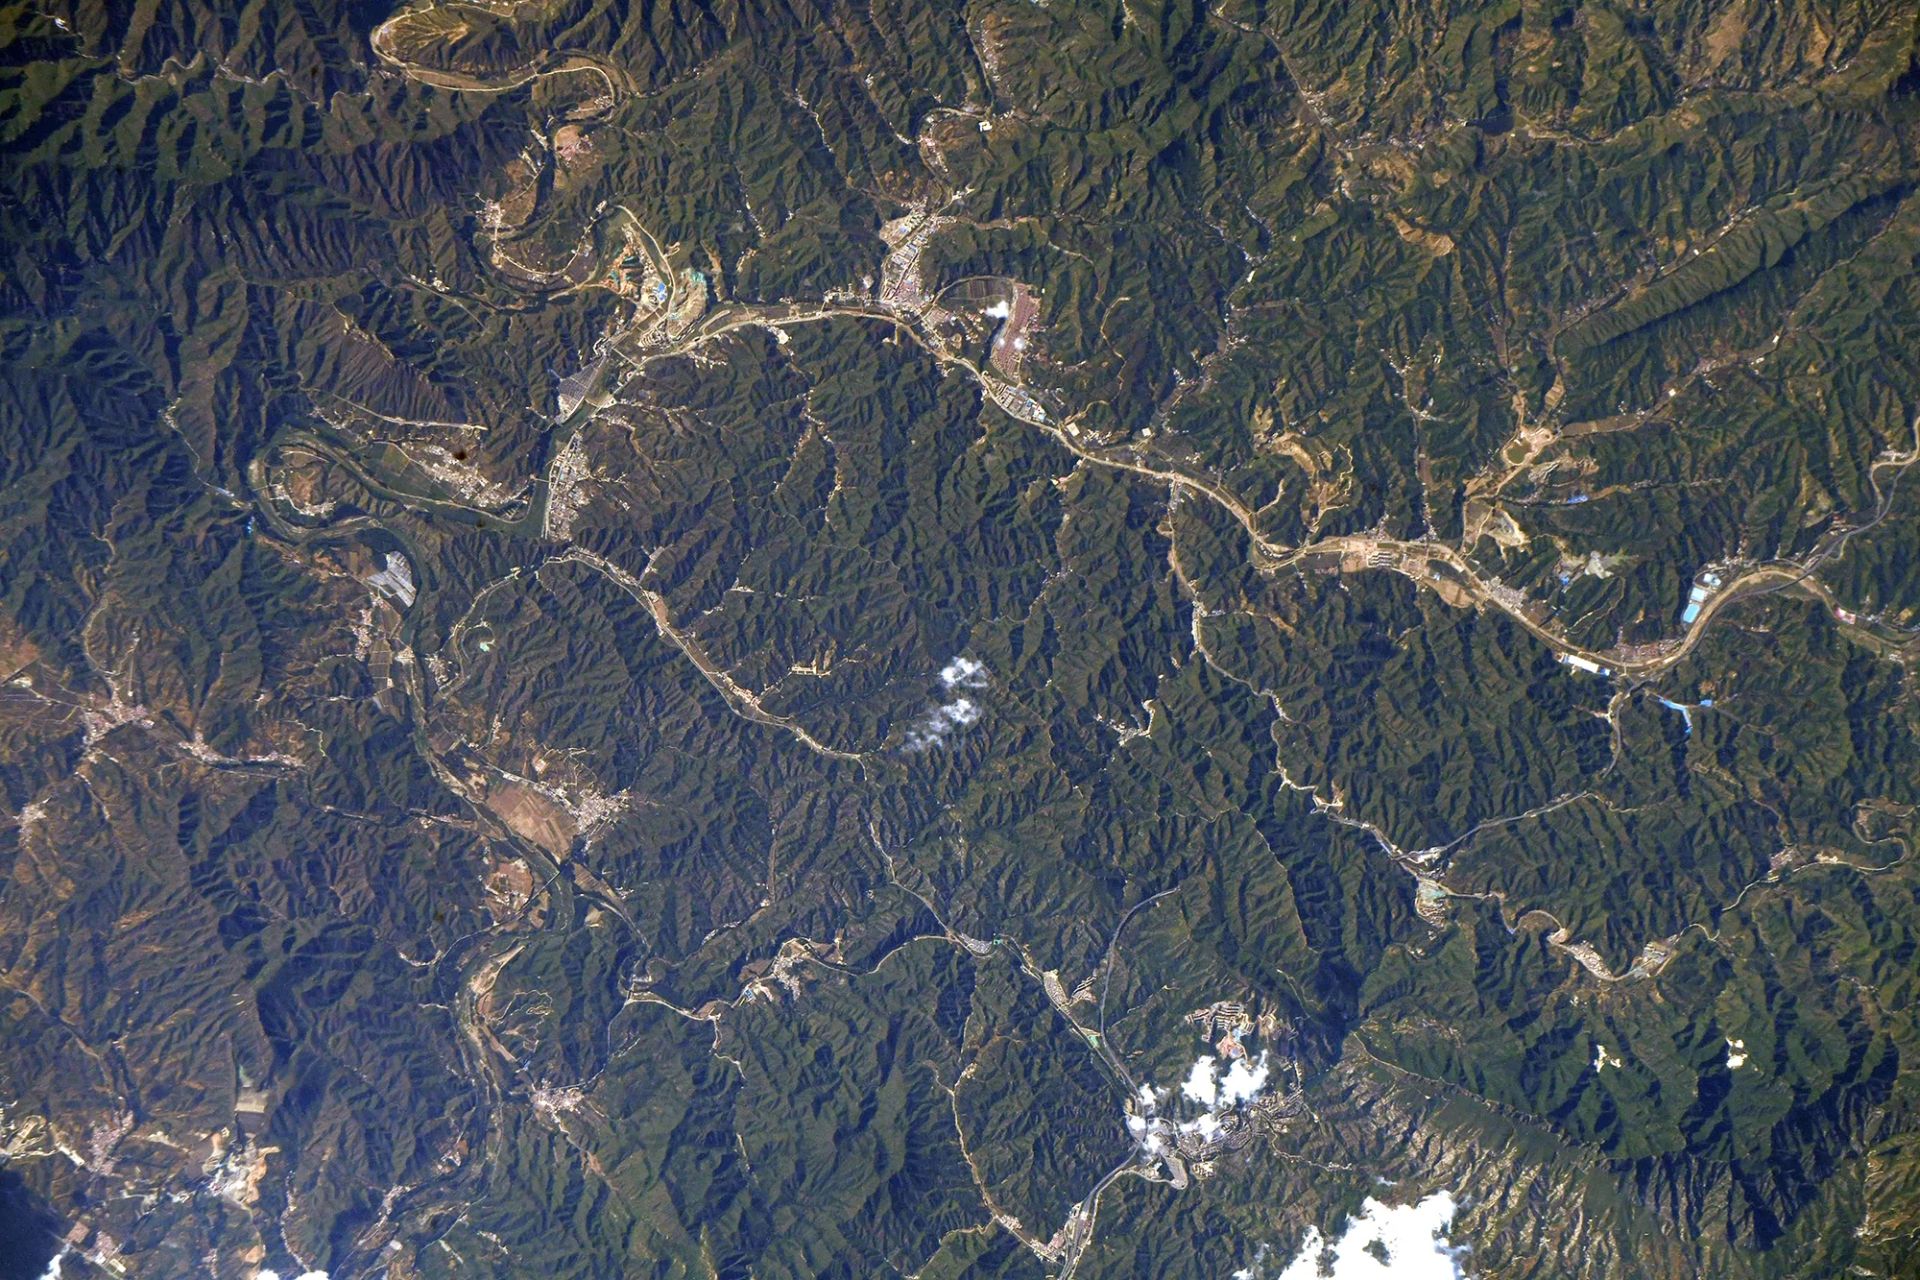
left=1180, top=1055, right=1219, bottom=1106
left=984, top=299, right=1012, bottom=319
left=1178, top=1110, right=1221, bottom=1141
left=1219, top=1053, right=1270, bottom=1105
left=1177, top=1052, right=1270, bottom=1114
left=903, top=697, right=981, bottom=750
left=1272, top=1192, right=1469, bottom=1279
left=939, top=656, right=988, bottom=689
left=1232, top=1251, right=1271, bottom=1280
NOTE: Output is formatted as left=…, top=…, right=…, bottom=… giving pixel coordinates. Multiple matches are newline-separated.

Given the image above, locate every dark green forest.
left=4, top=1, right=1920, bottom=1277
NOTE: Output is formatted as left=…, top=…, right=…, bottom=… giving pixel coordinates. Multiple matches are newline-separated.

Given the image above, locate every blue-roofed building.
left=1680, top=574, right=1718, bottom=624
